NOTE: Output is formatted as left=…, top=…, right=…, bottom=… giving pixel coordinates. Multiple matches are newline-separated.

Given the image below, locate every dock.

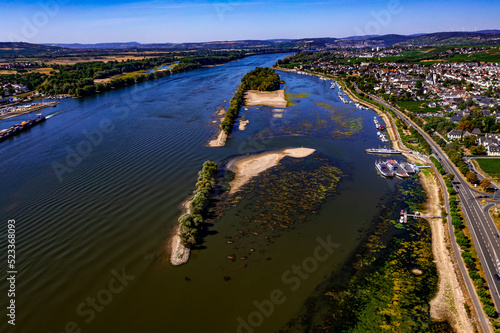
left=0, top=102, right=59, bottom=121
left=399, top=210, right=446, bottom=223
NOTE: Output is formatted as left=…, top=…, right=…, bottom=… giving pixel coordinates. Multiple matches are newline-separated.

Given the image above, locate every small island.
left=170, top=161, right=218, bottom=266
left=209, top=67, right=285, bottom=147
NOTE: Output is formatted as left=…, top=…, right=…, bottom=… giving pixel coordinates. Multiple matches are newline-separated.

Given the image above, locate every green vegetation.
left=445, top=148, right=470, bottom=177
left=285, top=90, right=309, bottom=106
left=216, top=154, right=343, bottom=264
left=396, top=100, right=443, bottom=113
left=448, top=47, right=500, bottom=63
left=476, top=158, right=500, bottom=182
left=281, top=178, right=452, bottom=332
left=396, top=119, right=432, bottom=155
left=171, top=53, right=244, bottom=74
left=430, top=156, right=446, bottom=175
left=242, top=66, right=281, bottom=91
left=178, top=161, right=218, bottom=246
left=0, top=72, right=48, bottom=97
left=221, top=67, right=281, bottom=135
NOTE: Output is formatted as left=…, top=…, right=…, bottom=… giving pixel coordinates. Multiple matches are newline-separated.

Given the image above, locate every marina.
left=375, top=159, right=417, bottom=179
left=0, top=101, right=59, bottom=120
left=386, top=159, right=410, bottom=178
left=365, top=147, right=403, bottom=154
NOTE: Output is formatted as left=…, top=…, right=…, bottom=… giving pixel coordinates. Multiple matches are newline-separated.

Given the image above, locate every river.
left=0, top=53, right=405, bottom=333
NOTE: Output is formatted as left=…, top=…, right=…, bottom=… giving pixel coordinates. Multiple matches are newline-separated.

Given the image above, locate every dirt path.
left=418, top=167, right=475, bottom=332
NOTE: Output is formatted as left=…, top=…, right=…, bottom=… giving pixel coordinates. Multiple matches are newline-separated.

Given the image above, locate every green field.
left=396, top=100, right=443, bottom=113
left=358, top=46, right=500, bottom=64
left=476, top=158, right=500, bottom=180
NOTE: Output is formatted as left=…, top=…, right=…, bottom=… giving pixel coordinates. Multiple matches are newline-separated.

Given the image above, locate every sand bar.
left=170, top=198, right=192, bottom=266
left=238, top=119, right=249, bottom=131
left=228, top=148, right=315, bottom=194
left=208, top=129, right=228, bottom=147
left=245, top=90, right=287, bottom=108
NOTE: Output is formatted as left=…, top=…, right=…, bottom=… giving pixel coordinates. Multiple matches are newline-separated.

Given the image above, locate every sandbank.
left=228, top=148, right=315, bottom=194
left=169, top=198, right=192, bottom=266
left=245, top=90, right=287, bottom=108
left=238, top=119, right=249, bottom=131
left=208, top=129, right=228, bottom=147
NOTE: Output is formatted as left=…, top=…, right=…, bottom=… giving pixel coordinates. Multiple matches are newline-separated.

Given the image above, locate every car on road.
left=495, top=234, right=499, bottom=238
left=495, top=274, right=500, bottom=280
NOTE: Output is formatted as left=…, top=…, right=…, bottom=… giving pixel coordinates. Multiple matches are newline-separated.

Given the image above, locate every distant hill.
left=43, top=42, right=142, bottom=49
left=0, top=42, right=67, bottom=56
left=476, top=29, right=500, bottom=34
left=2, top=30, right=500, bottom=58
left=397, top=31, right=500, bottom=46
left=40, top=31, right=500, bottom=52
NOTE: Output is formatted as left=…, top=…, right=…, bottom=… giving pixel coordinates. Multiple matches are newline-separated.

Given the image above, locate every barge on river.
left=0, top=114, right=46, bottom=142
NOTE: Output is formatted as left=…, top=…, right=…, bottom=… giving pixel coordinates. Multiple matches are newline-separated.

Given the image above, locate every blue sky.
left=1, top=0, right=499, bottom=43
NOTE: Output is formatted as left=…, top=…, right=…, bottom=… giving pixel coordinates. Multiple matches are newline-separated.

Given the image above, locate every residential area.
left=288, top=47, right=500, bottom=157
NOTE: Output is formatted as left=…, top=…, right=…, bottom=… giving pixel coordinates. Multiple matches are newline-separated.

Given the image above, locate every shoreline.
left=169, top=196, right=193, bottom=266
left=208, top=108, right=228, bottom=147
left=418, top=164, right=475, bottom=332
left=276, top=67, right=472, bottom=329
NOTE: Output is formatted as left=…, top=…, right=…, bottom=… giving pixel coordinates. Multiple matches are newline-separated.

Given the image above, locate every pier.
left=0, top=101, right=59, bottom=121
left=399, top=211, right=446, bottom=223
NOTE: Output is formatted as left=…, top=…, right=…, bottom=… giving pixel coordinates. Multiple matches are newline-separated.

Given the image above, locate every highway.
left=350, top=83, right=499, bottom=332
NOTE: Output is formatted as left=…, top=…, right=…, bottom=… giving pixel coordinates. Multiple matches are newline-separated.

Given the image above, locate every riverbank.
left=244, top=89, right=287, bottom=108
left=169, top=197, right=192, bottom=266
left=228, top=148, right=316, bottom=194
left=418, top=165, right=475, bottom=332
left=276, top=67, right=473, bottom=330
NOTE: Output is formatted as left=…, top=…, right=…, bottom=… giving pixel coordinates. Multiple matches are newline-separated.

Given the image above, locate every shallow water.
left=1, top=53, right=404, bottom=333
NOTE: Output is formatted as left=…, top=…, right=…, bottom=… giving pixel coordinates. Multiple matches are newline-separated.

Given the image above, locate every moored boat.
left=386, top=160, right=409, bottom=178
left=375, top=160, right=393, bottom=177
left=400, top=162, right=416, bottom=174
left=365, top=148, right=402, bottom=154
